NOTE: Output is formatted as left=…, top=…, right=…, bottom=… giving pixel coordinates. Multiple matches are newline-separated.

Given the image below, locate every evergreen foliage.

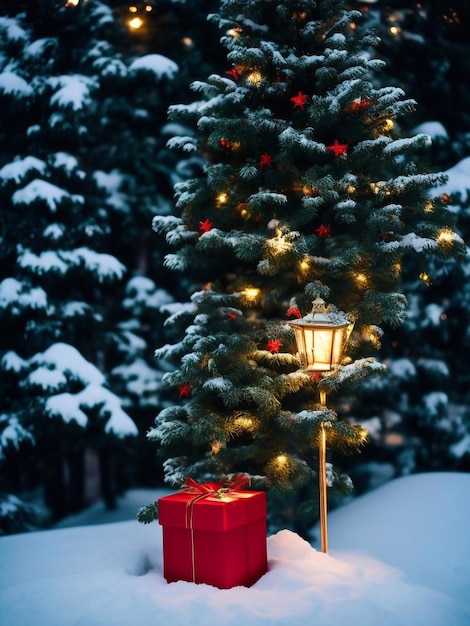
left=147, top=0, right=465, bottom=534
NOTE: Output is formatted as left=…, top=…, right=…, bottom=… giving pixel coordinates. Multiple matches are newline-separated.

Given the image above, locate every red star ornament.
left=199, top=218, right=213, bottom=234
left=327, top=139, right=348, bottom=157
left=350, top=97, right=370, bottom=111
left=226, top=68, right=241, bottom=81
left=266, top=339, right=282, bottom=353
left=290, top=91, right=309, bottom=110
left=315, top=224, right=331, bottom=238
left=178, top=384, right=191, bottom=399
left=259, top=153, right=273, bottom=168
left=286, top=306, right=302, bottom=319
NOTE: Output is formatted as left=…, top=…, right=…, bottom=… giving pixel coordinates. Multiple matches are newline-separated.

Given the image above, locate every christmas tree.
left=142, top=0, right=466, bottom=535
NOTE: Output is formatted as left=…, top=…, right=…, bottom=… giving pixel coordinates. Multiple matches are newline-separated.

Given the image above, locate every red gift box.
left=158, top=477, right=267, bottom=589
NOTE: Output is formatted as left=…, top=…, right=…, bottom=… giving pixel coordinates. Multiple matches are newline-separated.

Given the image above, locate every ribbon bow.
left=181, top=474, right=251, bottom=583
left=183, top=474, right=250, bottom=497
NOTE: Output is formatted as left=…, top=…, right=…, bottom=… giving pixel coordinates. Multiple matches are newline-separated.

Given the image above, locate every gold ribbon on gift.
left=181, top=475, right=250, bottom=582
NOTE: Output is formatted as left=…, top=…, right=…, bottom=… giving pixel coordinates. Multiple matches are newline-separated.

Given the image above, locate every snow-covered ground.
left=1, top=472, right=468, bottom=626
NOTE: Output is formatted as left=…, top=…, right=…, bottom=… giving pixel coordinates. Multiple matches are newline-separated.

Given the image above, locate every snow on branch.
left=0, top=156, right=46, bottom=184
left=319, top=358, right=386, bottom=393
left=12, top=179, right=84, bottom=212
left=165, top=136, right=198, bottom=152
left=59, top=247, right=126, bottom=282
left=128, top=54, right=178, bottom=80
left=0, top=278, right=48, bottom=314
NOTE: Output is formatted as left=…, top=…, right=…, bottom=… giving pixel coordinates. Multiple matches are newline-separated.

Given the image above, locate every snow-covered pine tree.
left=0, top=1, right=144, bottom=528
left=334, top=1, right=470, bottom=490
left=142, top=0, right=466, bottom=535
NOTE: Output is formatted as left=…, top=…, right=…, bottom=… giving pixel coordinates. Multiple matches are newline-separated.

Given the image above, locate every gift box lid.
left=158, top=486, right=266, bottom=532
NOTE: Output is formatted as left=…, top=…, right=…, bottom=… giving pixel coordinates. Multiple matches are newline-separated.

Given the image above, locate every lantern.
left=287, top=297, right=353, bottom=372
left=288, top=297, right=353, bottom=554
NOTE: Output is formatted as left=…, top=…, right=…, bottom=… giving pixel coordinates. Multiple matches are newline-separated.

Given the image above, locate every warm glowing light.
left=128, top=16, right=144, bottom=29
left=216, top=192, right=228, bottom=206
left=389, top=25, right=401, bottom=35
left=299, top=257, right=310, bottom=273
left=350, top=21, right=357, bottom=30
left=234, top=417, right=254, bottom=429
left=247, top=71, right=263, bottom=85
left=65, top=0, right=80, bottom=6
left=288, top=297, right=353, bottom=372
left=182, top=37, right=193, bottom=47
left=145, top=4, right=153, bottom=11
left=275, top=454, right=288, bottom=466
left=227, top=28, right=242, bottom=37
left=424, top=202, right=434, bottom=213
left=441, top=313, right=448, bottom=321
left=347, top=185, right=356, bottom=194
left=244, top=287, right=261, bottom=302
left=268, top=230, right=292, bottom=255
left=354, top=272, right=369, bottom=287
left=437, top=228, right=455, bottom=246
left=419, top=272, right=432, bottom=286
left=370, top=182, right=381, bottom=194
left=394, top=263, right=402, bottom=277
left=211, top=441, right=222, bottom=455
left=128, top=5, right=138, bottom=12
left=384, top=118, right=394, bottom=131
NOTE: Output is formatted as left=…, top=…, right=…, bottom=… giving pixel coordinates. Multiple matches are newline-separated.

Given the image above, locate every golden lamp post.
left=288, top=297, right=353, bottom=553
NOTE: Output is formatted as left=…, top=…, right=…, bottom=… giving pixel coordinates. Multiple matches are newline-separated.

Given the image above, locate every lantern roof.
left=290, top=297, right=350, bottom=329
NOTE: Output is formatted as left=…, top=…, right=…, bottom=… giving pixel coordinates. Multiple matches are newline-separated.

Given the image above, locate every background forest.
left=0, top=0, right=468, bottom=535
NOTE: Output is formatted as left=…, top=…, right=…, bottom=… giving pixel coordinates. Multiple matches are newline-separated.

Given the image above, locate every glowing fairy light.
left=384, top=118, right=394, bottom=131
left=227, top=28, right=242, bottom=37
left=275, top=454, right=288, bottom=466
left=437, top=228, right=455, bottom=246
left=211, top=441, right=222, bottom=455
left=419, top=272, right=432, bottom=286
left=129, top=5, right=138, bottom=11
left=244, top=287, right=260, bottom=303
left=128, top=16, right=144, bottom=29
left=65, top=0, right=80, bottom=6
left=354, top=272, right=369, bottom=288
left=234, top=417, right=254, bottom=429
left=268, top=229, right=293, bottom=256
left=247, top=71, right=263, bottom=85
left=216, top=192, right=228, bottom=206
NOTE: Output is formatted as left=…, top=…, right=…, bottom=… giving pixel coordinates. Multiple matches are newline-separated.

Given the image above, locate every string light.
left=227, top=28, right=242, bottom=38
left=268, top=230, right=293, bottom=256
left=129, top=5, right=138, bottom=12
left=299, top=257, right=310, bottom=274
left=437, top=228, right=455, bottom=246
left=389, top=25, right=401, bottom=36
left=216, top=192, right=228, bottom=206
left=211, top=441, right=222, bottom=455
left=275, top=454, right=288, bottom=467
left=65, top=0, right=80, bottom=6
left=233, top=417, right=254, bottom=429
left=383, top=118, right=394, bottom=131
left=424, top=202, right=434, bottom=213
left=353, top=272, right=369, bottom=288
left=247, top=71, right=263, bottom=85
left=128, top=16, right=144, bottom=29
left=243, top=287, right=261, bottom=303
left=419, top=272, right=432, bottom=286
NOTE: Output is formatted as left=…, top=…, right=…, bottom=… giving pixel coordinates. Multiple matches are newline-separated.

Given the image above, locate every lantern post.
left=288, top=297, right=353, bottom=553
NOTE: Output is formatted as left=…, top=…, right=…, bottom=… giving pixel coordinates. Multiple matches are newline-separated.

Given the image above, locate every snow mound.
left=1, top=473, right=469, bottom=626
